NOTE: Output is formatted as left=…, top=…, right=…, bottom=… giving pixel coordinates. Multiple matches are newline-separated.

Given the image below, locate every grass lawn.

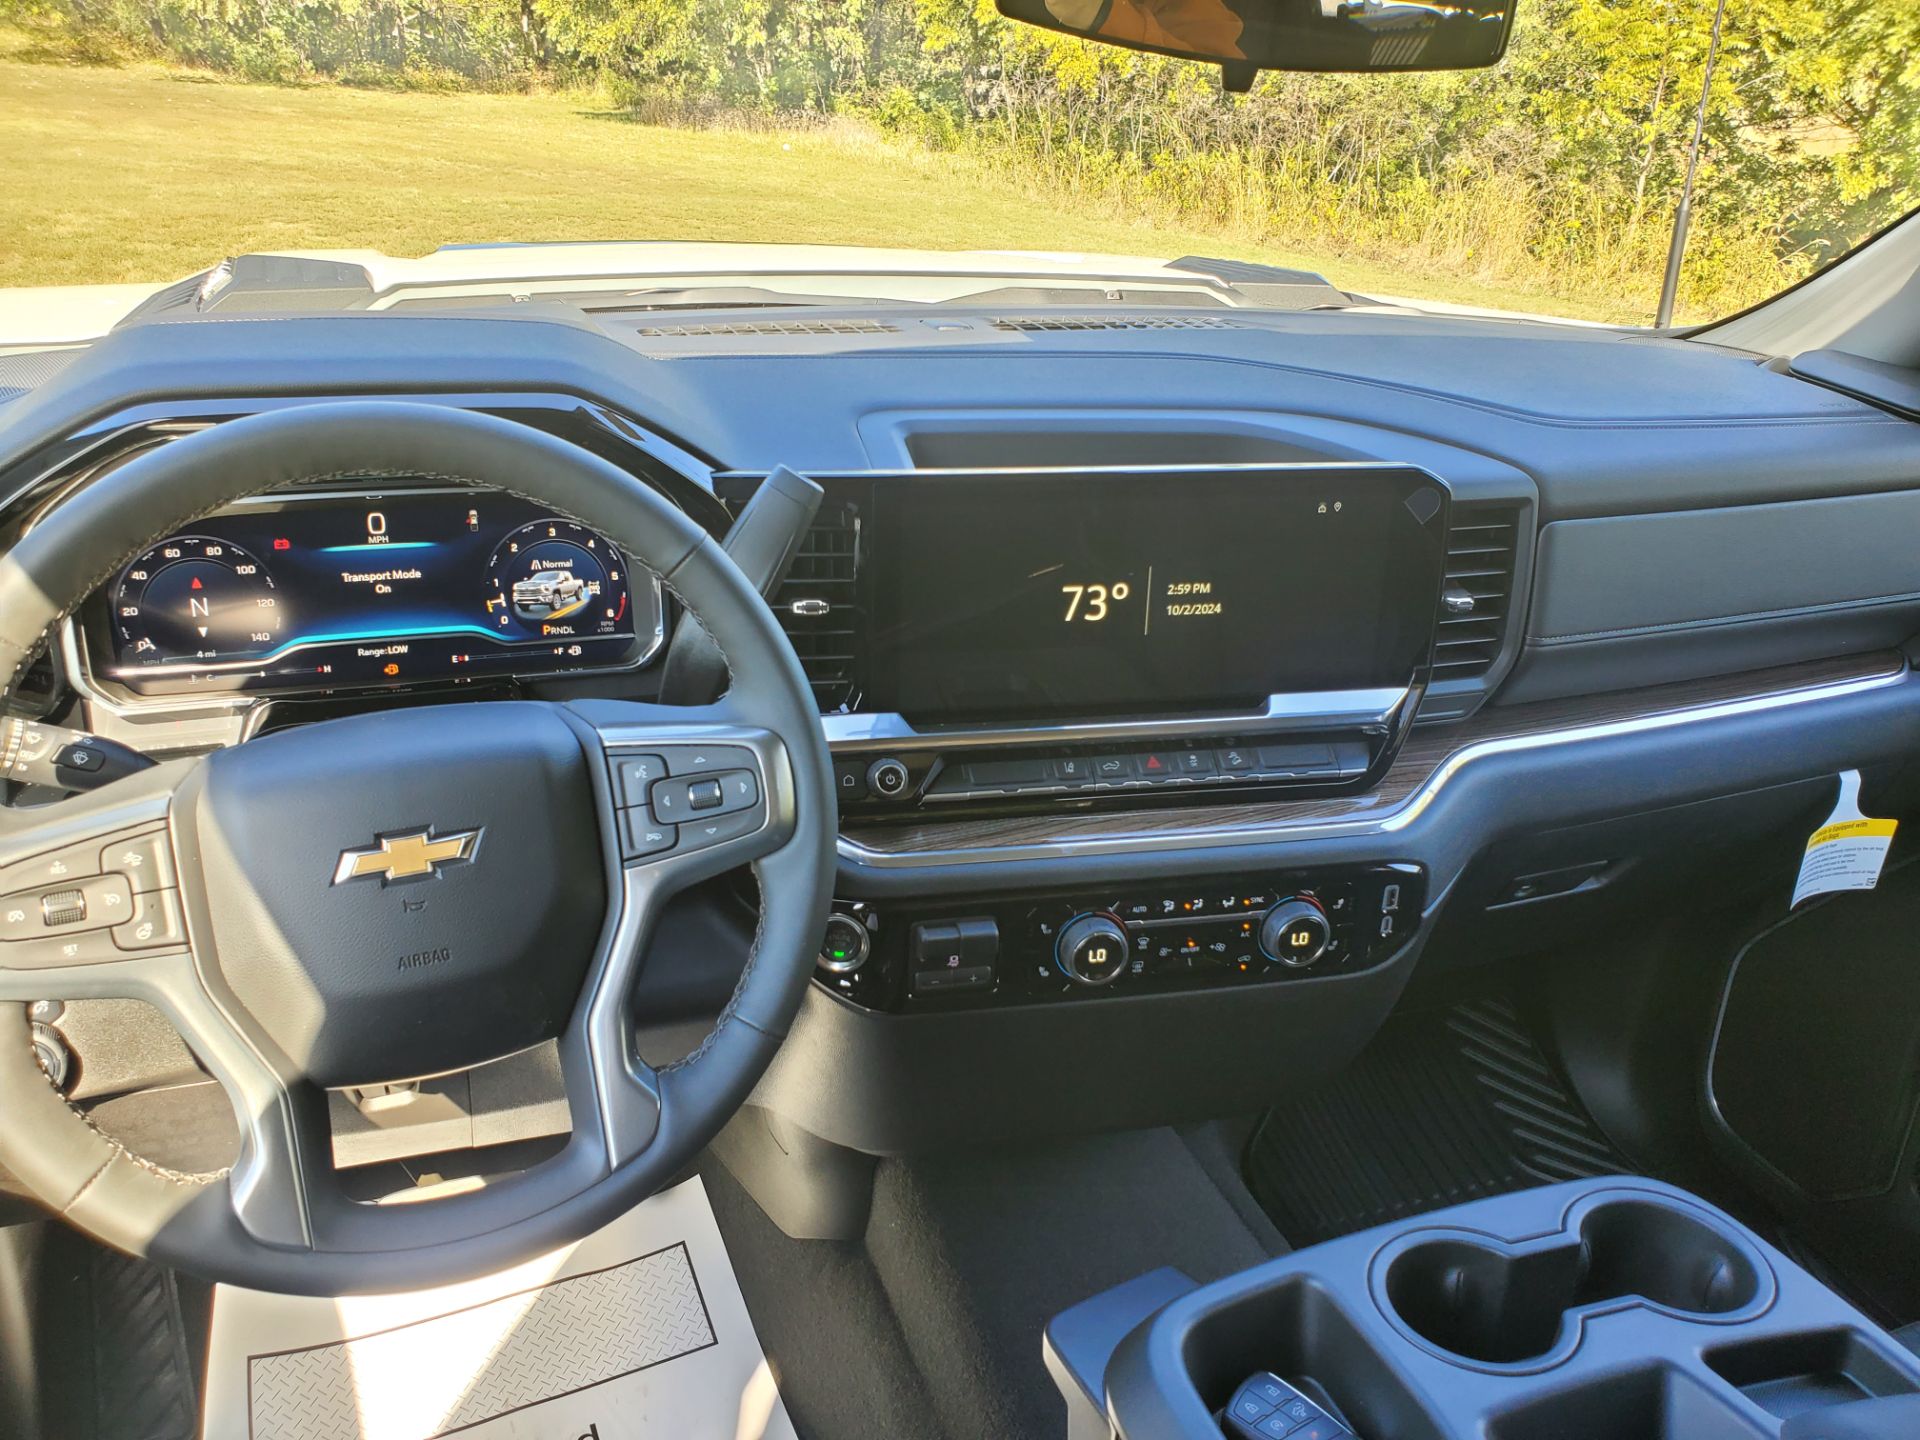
left=0, top=52, right=1634, bottom=322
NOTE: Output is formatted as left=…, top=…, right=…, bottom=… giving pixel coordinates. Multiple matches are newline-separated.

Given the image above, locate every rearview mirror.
left=993, top=0, right=1516, bottom=86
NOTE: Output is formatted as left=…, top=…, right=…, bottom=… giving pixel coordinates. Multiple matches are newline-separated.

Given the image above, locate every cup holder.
left=1380, top=1196, right=1768, bottom=1368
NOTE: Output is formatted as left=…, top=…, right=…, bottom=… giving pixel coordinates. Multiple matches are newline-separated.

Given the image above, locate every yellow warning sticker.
left=1793, top=771, right=1897, bottom=907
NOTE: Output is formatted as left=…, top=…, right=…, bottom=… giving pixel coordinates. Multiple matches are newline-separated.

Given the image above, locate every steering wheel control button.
left=112, top=888, right=186, bottom=950
left=0, top=838, right=104, bottom=894
left=819, top=913, right=872, bottom=974
left=687, top=777, right=725, bottom=811
left=679, top=807, right=762, bottom=853
left=866, top=757, right=910, bottom=799
left=39, top=889, right=87, bottom=928
left=615, top=753, right=667, bottom=807
left=99, top=829, right=176, bottom=894
left=621, top=813, right=676, bottom=859
left=663, top=744, right=756, bottom=777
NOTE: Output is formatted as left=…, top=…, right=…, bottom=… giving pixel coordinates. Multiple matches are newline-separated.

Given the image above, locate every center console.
left=1046, top=1178, right=1920, bottom=1440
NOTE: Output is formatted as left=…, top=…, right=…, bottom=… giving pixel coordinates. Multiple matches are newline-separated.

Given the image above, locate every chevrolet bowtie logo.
left=332, top=827, right=482, bottom=886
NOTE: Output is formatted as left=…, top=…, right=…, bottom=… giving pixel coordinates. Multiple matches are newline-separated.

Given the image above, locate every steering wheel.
left=0, top=402, right=836, bottom=1294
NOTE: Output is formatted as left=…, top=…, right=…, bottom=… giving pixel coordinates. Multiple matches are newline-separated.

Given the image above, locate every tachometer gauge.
left=484, top=519, right=631, bottom=642
left=110, top=536, right=283, bottom=667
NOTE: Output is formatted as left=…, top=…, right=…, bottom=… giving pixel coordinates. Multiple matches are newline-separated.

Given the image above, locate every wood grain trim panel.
left=840, top=651, right=1907, bottom=857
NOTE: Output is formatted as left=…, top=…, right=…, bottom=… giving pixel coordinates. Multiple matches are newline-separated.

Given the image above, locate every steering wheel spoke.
left=572, top=699, right=797, bottom=1166
left=0, top=758, right=322, bottom=1250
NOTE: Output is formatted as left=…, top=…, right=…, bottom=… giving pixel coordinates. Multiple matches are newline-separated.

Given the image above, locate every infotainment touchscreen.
left=862, top=466, right=1448, bottom=723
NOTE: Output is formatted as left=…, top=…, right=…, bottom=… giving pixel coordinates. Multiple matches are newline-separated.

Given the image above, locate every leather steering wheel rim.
left=0, top=401, right=836, bottom=1294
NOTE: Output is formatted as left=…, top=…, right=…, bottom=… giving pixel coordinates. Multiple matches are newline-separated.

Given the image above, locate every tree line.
left=10, top=0, right=1918, bottom=317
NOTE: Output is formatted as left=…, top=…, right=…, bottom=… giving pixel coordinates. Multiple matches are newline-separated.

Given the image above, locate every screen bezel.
left=825, top=462, right=1449, bottom=729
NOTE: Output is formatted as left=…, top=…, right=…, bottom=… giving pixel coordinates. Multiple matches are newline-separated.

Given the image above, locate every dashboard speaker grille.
left=1433, top=502, right=1520, bottom=681
left=633, top=318, right=900, bottom=338
left=771, top=500, right=862, bottom=710
left=988, top=314, right=1246, bottom=332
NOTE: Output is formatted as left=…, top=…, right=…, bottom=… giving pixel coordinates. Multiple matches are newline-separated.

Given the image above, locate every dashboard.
left=2, top=302, right=1918, bottom=1154
left=78, top=483, right=663, bottom=700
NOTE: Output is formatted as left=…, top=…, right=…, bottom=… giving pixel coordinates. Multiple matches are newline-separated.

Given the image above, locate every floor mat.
left=90, top=1245, right=201, bottom=1440
left=201, top=1176, right=792, bottom=1440
left=1244, top=994, right=1626, bottom=1247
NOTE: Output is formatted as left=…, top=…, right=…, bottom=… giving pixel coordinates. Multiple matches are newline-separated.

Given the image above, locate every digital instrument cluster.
left=88, top=486, right=664, bottom=698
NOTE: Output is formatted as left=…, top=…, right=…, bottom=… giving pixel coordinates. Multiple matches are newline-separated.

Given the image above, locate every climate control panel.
left=815, top=863, right=1423, bottom=1011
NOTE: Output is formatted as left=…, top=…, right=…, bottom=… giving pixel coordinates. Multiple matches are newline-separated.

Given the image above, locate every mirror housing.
left=994, top=0, right=1516, bottom=85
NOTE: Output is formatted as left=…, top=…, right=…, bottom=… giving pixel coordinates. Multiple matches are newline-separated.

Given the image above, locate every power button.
left=867, top=758, right=910, bottom=799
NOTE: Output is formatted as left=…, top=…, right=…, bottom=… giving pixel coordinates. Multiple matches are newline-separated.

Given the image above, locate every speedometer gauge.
left=484, top=520, right=631, bottom=642
left=110, top=536, right=283, bottom=668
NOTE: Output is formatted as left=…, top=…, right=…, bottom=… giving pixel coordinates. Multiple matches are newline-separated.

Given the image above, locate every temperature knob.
left=1056, top=912, right=1131, bottom=986
left=1259, top=897, right=1331, bottom=968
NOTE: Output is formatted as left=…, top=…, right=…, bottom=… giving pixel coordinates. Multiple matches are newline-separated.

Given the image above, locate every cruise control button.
left=678, top=807, right=763, bottom=853
left=0, top=839, right=103, bottom=893
left=113, top=889, right=186, bottom=950
left=614, top=754, right=668, bottom=807
left=622, top=813, right=676, bottom=859
left=3, top=931, right=120, bottom=969
left=99, top=829, right=176, bottom=894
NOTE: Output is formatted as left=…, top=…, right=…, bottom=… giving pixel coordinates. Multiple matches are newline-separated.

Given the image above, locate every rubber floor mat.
left=90, top=1245, right=200, bottom=1440
left=1245, top=994, right=1626, bottom=1247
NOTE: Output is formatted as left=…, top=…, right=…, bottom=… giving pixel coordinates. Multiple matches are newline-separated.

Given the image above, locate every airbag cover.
left=193, top=703, right=603, bottom=1087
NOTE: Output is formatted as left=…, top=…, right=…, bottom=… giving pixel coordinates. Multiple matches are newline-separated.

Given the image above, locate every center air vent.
left=771, top=501, right=862, bottom=711
left=1432, top=503, right=1522, bottom=681
left=989, top=315, right=1246, bottom=333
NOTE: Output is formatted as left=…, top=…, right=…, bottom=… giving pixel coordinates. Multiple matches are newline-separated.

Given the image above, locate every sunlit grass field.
left=0, top=53, right=1630, bottom=321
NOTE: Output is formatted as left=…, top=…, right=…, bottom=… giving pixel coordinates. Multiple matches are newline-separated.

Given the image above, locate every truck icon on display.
left=511, top=569, right=592, bottom=616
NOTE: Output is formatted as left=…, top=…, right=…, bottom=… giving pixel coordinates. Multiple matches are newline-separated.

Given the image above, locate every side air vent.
left=633, top=318, right=900, bottom=339
left=989, top=314, right=1247, bottom=333
left=1432, top=503, right=1521, bottom=681
left=771, top=501, right=862, bottom=711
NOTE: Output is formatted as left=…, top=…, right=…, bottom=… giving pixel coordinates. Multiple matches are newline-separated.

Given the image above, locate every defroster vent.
left=1432, top=503, right=1521, bottom=681
left=772, top=501, right=862, bottom=710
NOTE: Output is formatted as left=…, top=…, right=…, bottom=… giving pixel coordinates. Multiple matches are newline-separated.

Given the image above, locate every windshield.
left=1, top=0, right=1914, bottom=329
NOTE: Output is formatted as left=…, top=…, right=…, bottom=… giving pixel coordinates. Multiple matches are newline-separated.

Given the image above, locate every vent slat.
left=1434, top=502, right=1522, bottom=682
left=770, top=499, right=861, bottom=711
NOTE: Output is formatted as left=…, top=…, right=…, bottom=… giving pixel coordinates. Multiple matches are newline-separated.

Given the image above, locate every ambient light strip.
left=836, top=662, right=1910, bottom=867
